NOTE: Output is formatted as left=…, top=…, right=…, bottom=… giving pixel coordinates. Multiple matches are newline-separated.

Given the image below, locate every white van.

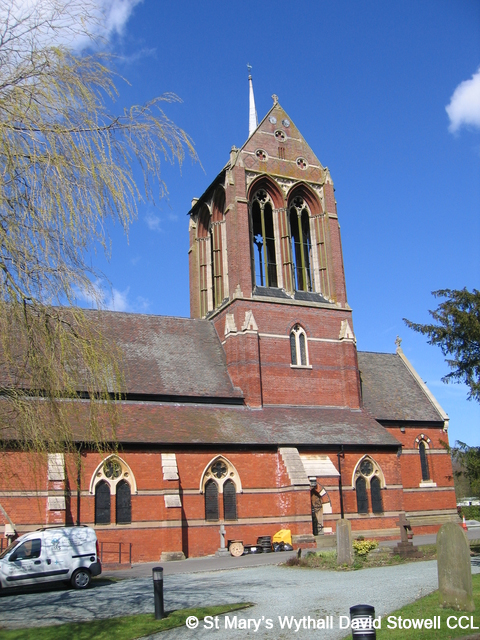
left=0, top=526, right=101, bottom=590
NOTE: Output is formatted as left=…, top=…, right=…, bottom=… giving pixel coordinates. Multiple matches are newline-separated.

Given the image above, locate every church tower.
left=189, top=88, right=361, bottom=410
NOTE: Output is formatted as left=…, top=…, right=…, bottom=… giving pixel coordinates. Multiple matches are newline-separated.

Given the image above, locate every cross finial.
left=395, top=335, right=402, bottom=349
left=272, top=94, right=278, bottom=104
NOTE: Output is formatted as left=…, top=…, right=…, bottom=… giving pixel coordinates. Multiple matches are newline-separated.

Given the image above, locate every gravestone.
left=393, top=512, right=421, bottom=558
left=336, top=519, right=353, bottom=565
left=437, top=522, right=474, bottom=612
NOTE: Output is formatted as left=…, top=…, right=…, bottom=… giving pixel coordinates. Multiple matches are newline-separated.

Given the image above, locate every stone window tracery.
left=255, top=149, right=267, bottom=161
left=274, top=129, right=286, bottom=141
left=296, top=157, right=308, bottom=170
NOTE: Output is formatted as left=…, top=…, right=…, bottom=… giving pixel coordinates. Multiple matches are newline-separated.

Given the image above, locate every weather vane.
left=247, top=63, right=252, bottom=75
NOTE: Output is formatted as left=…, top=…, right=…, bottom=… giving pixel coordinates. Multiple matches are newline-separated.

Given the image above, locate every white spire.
left=247, top=64, right=258, bottom=137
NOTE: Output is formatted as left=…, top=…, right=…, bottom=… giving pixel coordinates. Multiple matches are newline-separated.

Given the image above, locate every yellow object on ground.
left=272, top=529, right=292, bottom=545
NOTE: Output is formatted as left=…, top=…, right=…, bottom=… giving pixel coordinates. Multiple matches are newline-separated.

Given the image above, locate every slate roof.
left=90, top=311, right=241, bottom=400
left=17, top=400, right=396, bottom=447
left=357, top=351, right=445, bottom=423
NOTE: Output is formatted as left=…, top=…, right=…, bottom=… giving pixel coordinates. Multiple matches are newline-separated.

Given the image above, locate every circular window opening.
left=274, top=130, right=286, bottom=142
left=359, top=459, right=374, bottom=477
left=296, top=157, right=308, bottom=170
left=255, top=149, right=267, bottom=161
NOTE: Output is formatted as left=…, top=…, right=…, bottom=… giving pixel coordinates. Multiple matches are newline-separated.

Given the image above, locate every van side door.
left=5, top=538, right=44, bottom=586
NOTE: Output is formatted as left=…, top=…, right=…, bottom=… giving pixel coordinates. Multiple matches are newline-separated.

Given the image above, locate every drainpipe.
left=76, top=446, right=82, bottom=526
left=337, top=446, right=345, bottom=519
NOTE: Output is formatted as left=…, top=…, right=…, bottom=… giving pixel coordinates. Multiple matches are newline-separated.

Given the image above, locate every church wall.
left=0, top=441, right=458, bottom=560
left=383, top=424, right=458, bottom=534
left=0, top=448, right=316, bottom=561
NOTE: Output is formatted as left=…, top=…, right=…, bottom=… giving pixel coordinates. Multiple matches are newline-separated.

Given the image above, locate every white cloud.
left=76, top=281, right=150, bottom=313
left=76, top=280, right=130, bottom=311
left=107, top=287, right=130, bottom=311
left=0, top=0, right=143, bottom=52
left=145, top=212, right=162, bottom=232
left=446, top=66, right=480, bottom=133
left=100, top=0, right=142, bottom=39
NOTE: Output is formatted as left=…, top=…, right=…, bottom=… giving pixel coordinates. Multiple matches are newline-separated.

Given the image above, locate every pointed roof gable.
left=189, top=100, right=331, bottom=215
left=236, top=101, right=328, bottom=188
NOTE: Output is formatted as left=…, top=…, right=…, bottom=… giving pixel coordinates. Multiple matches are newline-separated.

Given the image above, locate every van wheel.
left=71, top=568, right=91, bottom=589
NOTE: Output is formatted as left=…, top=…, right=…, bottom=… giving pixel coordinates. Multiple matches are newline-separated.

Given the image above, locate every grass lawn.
left=0, top=603, right=252, bottom=640
left=344, top=573, right=480, bottom=640
left=285, top=544, right=437, bottom=571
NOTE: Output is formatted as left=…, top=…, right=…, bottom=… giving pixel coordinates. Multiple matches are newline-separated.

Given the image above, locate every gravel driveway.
left=3, top=559, right=476, bottom=639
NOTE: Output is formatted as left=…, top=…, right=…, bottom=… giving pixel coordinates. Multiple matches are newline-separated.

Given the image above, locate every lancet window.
left=290, top=324, right=309, bottom=367
left=288, top=196, right=312, bottom=292
left=251, top=189, right=278, bottom=288
left=419, top=441, right=430, bottom=481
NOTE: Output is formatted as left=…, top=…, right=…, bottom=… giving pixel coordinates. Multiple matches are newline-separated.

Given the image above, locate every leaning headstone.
left=437, top=522, right=474, bottom=612
left=336, top=519, right=353, bottom=565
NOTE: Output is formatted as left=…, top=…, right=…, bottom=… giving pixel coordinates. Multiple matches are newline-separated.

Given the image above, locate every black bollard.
left=349, top=604, right=376, bottom=639
left=152, top=566, right=164, bottom=620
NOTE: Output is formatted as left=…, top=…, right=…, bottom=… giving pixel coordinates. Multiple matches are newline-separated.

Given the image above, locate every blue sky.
left=54, top=1, right=480, bottom=445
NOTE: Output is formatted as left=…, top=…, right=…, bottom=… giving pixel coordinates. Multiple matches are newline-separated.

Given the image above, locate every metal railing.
left=98, top=541, right=132, bottom=565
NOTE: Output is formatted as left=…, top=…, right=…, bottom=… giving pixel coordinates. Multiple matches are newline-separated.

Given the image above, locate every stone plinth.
left=393, top=541, right=422, bottom=558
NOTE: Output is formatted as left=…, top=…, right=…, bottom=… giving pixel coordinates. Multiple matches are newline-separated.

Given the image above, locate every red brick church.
left=0, top=83, right=458, bottom=562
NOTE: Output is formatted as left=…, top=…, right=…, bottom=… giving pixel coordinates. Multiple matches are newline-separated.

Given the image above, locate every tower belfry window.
left=289, top=197, right=312, bottom=292
left=251, top=189, right=277, bottom=288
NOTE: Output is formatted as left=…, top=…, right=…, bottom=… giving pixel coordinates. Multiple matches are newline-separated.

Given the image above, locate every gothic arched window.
left=116, top=480, right=132, bottom=524
left=223, top=479, right=237, bottom=521
left=205, top=479, right=219, bottom=521
left=354, top=456, right=385, bottom=515
left=95, top=480, right=111, bottom=525
left=251, top=190, right=277, bottom=288
left=356, top=476, right=368, bottom=514
left=289, top=197, right=312, bottom=292
left=201, top=457, right=241, bottom=522
left=290, top=324, right=308, bottom=366
left=91, top=456, right=136, bottom=526
left=419, top=441, right=430, bottom=481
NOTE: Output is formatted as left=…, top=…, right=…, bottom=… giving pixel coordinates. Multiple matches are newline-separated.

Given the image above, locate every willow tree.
left=0, top=0, right=196, bottom=458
